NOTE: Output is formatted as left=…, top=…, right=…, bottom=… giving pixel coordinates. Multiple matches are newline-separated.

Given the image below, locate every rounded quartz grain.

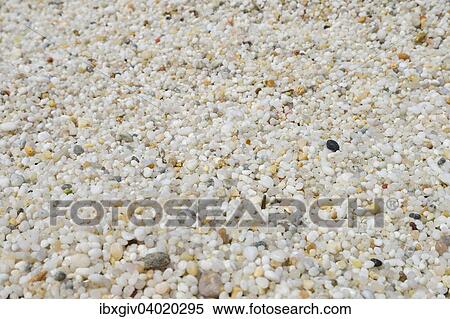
left=155, top=282, right=170, bottom=295
left=256, top=277, right=269, bottom=289
left=0, top=176, right=10, bottom=189
left=243, top=246, right=258, bottom=261
left=0, top=122, right=18, bottom=132
left=10, top=173, right=25, bottom=187
left=66, top=254, right=90, bottom=270
left=198, top=272, right=222, bottom=298
left=271, top=250, right=288, bottom=263
left=259, top=175, right=274, bottom=188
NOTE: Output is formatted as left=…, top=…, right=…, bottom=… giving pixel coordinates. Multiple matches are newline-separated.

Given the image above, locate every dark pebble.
left=437, top=157, right=446, bottom=166
left=409, top=213, right=421, bottom=220
left=131, top=156, right=140, bottom=163
left=409, top=222, right=418, bottom=230
left=73, top=145, right=84, bottom=155
left=261, top=194, right=267, bottom=209
left=253, top=241, right=268, bottom=249
left=370, top=258, right=383, bottom=267
left=126, top=238, right=140, bottom=247
left=61, top=184, right=72, bottom=191
left=54, top=271, right=66, bottom=281
left=326, top=139, right=340, bottom=152
left=143, top=252, right=170, bottom=271
left=113, top=176, right=122, bottom=182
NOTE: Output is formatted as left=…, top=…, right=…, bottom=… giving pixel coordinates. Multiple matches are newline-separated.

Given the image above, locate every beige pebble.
left=254, top=266, right=264, bottom=277
left=303, top=279, right=314, bottom=290
left=155, top=282, right=170, bottom=295
left=186, top=262, right=198, bottom=276
left=436, top=240, right=448, bottom=255
left=110, top=243, right=123, bottom=260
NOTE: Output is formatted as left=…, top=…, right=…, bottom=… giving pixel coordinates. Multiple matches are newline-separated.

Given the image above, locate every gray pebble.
left=25, top=263, right=33, bottom=272
left=118, top=133, right=133, bottom=143
left=19, top=139, right=27, bottom=150
left=65, top=280, right=73, bottom=290
left=253, top=241, right=268, bottom=249
left=61, top=183, right=72, bottom=190
left=73, top=145, right=84, bottom=155
left=437, top=157, right=446, bottom=166
left=54, top=271, right=66, bottom=281
left=409, top=213, right=421, bottom=220
left=143, top=252, right=170, bottom=271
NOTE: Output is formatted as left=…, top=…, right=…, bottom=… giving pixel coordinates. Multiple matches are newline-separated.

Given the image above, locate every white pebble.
left=243, top=246, right=258, bottom=261
left=259, top=175, right=274, bottom=188
left=0, top=122, right=18, bottom=132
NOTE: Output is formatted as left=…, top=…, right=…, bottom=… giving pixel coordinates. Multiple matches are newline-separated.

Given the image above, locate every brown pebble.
left=230, top=286, right=241, bottom=298
left=357, top=16, right=367, bottom=23
left=409, top=222, right=418, bottom=230
left=265, top=79, right=276, bottom=88
left=436, top=240, right=448, bottom=256
left=24, top=146, right=36, bottom=157
left=419, top=15, right=426, bottom=29
left=115, top=115, right=124, bottom=123
left=414, top=31, right=427, bottom=44
left=47, top=57, right=54, bottom=63
left=30, top=271, right=47, bottom=283
left=218, top=228, right=230, bottom=244
left=295, top=85, right=306, bottom=96
left=299, top=289, right=310, bottom=298
left=399, top=271, right=407, bottom=282
left=305, top=242, right=316, bottom=253
left=261, top=194, right=267, bottom=209
left=397, top=52, right=410, bottom=60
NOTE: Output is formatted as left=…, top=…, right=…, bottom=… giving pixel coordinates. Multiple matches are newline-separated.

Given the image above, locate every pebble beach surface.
left=0, top=0, right=449, bottom=298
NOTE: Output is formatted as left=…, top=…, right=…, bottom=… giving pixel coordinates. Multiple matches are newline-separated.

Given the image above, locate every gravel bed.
left=0, top=0, right=449, bottom=298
